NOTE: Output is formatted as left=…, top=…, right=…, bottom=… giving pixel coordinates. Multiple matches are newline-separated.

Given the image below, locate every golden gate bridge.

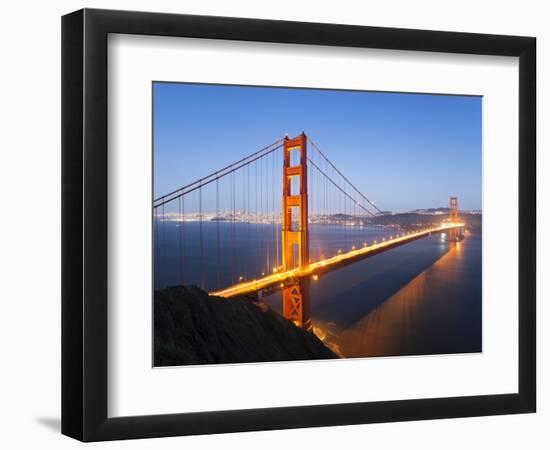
left=154, top=133, right=464, bottom=330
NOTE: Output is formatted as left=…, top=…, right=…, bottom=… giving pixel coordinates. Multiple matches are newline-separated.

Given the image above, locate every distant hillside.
left=409, top=207, right=450, bottom=215
left=408, top=207, right=482, bottom=216
left=154, top=285, right=338, bottom=366
left=371, top=211, right=482, bottom=231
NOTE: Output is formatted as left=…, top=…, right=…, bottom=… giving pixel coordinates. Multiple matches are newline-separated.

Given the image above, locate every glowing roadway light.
left=312, top=274, right=319, bottom=281
left=209, top=223, right=466, bottom=299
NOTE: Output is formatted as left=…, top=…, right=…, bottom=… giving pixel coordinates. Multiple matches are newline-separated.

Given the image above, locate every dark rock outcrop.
left=154, top=285, right=337, bottom=366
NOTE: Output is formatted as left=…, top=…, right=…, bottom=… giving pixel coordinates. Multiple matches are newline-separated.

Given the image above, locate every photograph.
left=152, top=82, right=482, bottom=367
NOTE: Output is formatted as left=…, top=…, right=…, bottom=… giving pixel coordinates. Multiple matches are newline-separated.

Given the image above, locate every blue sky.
left=153, top=82, right=481, bottom=212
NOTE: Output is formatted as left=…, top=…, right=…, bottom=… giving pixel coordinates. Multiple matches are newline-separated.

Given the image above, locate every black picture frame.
left=62, top=8, right=536, bottom=442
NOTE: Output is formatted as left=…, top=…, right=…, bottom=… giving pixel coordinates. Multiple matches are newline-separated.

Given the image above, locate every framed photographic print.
left=62, top=8, right=536, bottom=441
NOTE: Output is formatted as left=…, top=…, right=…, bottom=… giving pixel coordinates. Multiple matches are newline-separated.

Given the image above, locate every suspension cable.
left=307, top=157, right=375, bottom=217
left=154, top=139, right=284, bottom=208
left=309, top=138, right=383, bottom=215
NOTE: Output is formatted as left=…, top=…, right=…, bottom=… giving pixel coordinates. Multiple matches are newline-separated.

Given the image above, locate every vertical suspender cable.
left=161, top=203, right=166, bottom=288
left=271, top=149, right=275, bottom=273
left=178, top=196, right=183, bottom=286
left=216, top=178, right=220, bottom=289
left=259, top=155, right=264, bottom=275
left=245, top=165, right=251, bottom=278
left=154, top=207, right=159, bottom=289
left=255, top=161, right=259, bottom=275
left=232, top=171, right=236, bottom=283
left=181, top=196, right=185, bottom=285
left=199, top=186, right=204, bottom=289
left=266, top=155, right=270, bottom=275
left=275, top=149, right=279, bottom=270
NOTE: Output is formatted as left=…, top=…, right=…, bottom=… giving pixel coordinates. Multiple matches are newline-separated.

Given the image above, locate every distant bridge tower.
left=449, top=196, right=458, bottom=241
left=281, top=133, right=311, bottom=329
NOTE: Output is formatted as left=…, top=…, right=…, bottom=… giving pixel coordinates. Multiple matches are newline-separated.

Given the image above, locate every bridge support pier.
left=283, top=278, right=311, bottom=330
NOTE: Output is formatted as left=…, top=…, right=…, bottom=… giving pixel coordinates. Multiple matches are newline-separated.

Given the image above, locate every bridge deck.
left=209, top=223, right=464, bottom=298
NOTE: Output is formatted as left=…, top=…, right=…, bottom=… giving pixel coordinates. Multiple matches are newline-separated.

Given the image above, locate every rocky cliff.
left=154, top=285, right=337, bottom=366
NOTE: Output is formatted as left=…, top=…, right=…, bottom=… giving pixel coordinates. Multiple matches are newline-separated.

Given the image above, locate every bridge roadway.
left=209, top=222, right=464, bottom=299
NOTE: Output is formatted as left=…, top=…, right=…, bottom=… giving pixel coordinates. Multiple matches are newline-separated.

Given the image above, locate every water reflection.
left=332, top=236, right=481, bottom=357
left=264, top=233, right=481, bottom=358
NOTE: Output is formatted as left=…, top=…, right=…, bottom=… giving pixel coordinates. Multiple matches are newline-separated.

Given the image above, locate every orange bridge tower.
left=281, top=133, right=311, bottom=329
